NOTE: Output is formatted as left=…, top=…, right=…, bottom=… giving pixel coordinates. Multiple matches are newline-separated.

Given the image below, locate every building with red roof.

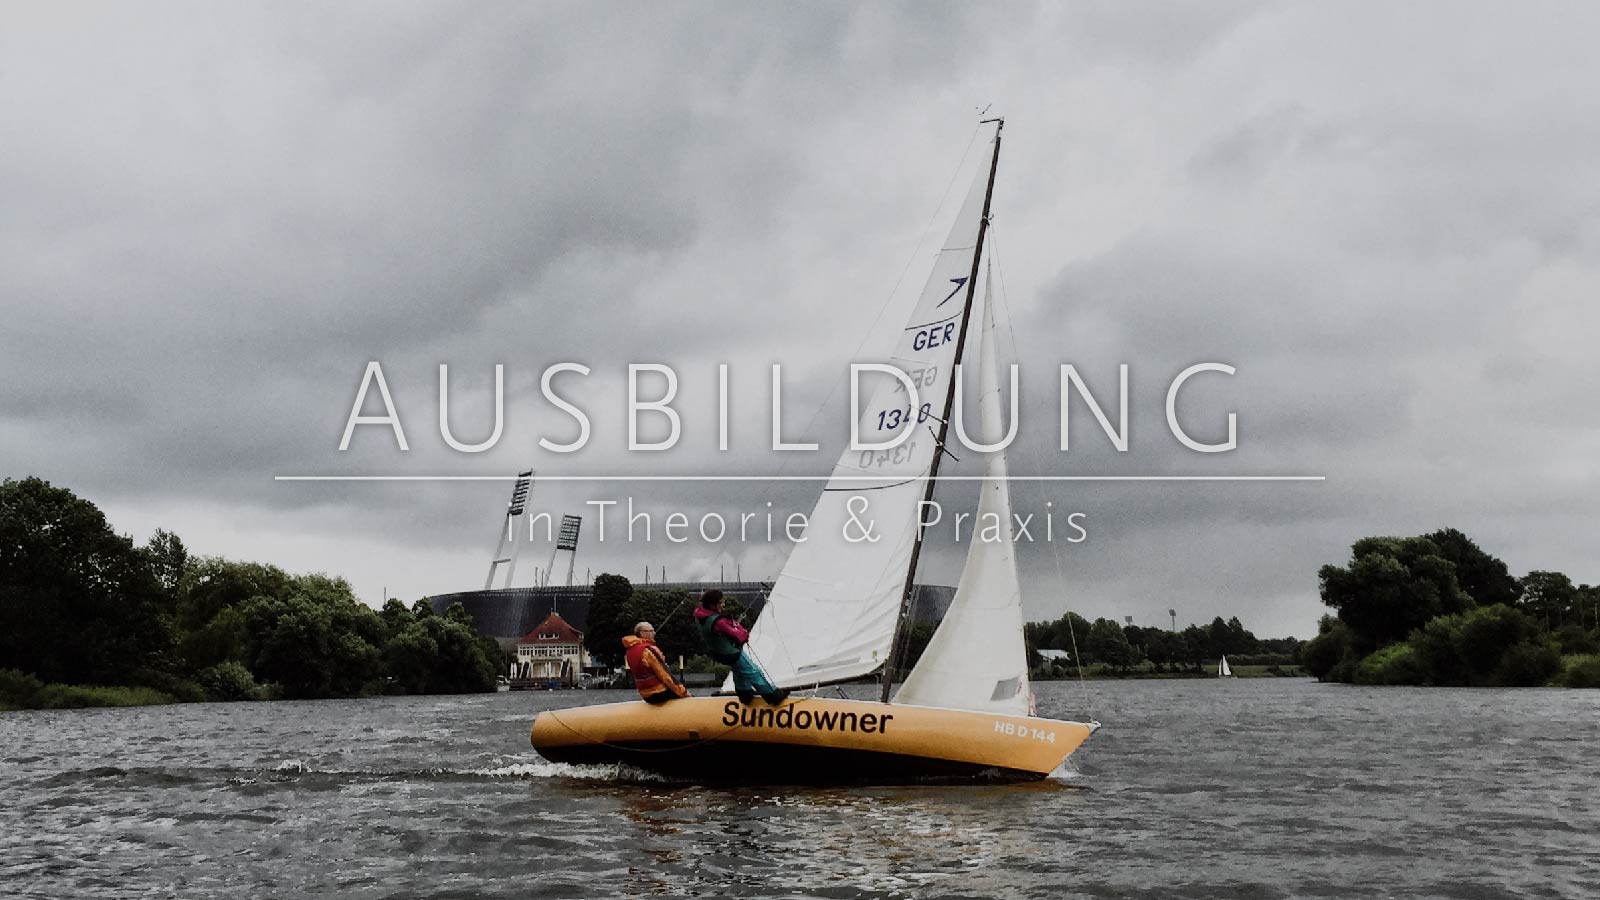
left=512, top=611, right=588, bottom=687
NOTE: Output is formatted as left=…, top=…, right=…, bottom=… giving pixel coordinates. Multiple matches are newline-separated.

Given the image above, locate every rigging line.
left=987, top=225, right=1094, bottom=722
left=771, top=123, right=984, bottom=481
left=902, top=310, right=964, bottom=332
left=821, top=477, right=920, bottom=492
left=732, top=584, right=817, bottom=698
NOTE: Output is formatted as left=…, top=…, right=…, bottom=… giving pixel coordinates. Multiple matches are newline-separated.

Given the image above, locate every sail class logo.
left=936, top=276, right=969, bottom=307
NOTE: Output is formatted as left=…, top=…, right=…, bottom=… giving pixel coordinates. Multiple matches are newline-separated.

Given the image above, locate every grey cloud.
left=4, top=2, right=1597, bottom=632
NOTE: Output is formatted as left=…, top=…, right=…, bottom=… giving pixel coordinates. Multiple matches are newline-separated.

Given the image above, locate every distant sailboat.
left=1219, top=656, right=1234, bottom=678
left=529, top=119, right=1098, bottom=782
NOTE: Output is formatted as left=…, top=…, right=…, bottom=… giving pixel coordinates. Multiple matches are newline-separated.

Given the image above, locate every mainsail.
left=733, top=145, right=996, bottom=691
left=895, top=274, right=1030, bottom=715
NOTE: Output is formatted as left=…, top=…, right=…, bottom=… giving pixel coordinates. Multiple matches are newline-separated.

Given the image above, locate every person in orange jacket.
left=622, top=622, right=690, bottom=704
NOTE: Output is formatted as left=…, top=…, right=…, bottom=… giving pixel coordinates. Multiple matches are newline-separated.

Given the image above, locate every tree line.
left=1304, top=528, right=1600, bottom=687
left=0, top=477, right=505, bottom=708
left=1026, top=612, right=1299, bottom=675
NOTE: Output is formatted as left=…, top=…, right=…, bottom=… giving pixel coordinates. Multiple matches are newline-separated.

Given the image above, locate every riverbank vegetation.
left=1, top=477, right=506, bottom=710
left=1304, top=529, right=1599, bottom=687
left=1026, top=612, right=1301, bottom=678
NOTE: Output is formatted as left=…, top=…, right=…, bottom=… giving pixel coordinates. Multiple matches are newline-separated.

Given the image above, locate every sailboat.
left=529, top=120, right=1098, bottom=781
left=1218, top=656, right=1234, bottom=678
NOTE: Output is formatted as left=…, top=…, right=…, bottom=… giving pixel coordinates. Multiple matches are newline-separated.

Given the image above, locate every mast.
left=880, top=117, right=1004, bottom=703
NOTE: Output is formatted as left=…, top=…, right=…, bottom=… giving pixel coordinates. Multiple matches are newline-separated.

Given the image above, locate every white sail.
left=1219, top=656, right=1232, bottom=677
left=730, top=150, right=995, bottom=691
left=894, top=273, right=1030, bottom=715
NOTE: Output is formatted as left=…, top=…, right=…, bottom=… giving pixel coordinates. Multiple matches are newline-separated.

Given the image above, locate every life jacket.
left=694, top=608, right=744, bottom=664
left=623, top=636, right=667, bottom=696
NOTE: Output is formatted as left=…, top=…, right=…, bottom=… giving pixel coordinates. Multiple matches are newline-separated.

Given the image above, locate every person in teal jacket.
left=694, top=590, right=789, bottom=705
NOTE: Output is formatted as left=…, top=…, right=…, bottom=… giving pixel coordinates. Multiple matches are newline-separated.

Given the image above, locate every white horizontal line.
left=275, top=475, right=1325, bottom=482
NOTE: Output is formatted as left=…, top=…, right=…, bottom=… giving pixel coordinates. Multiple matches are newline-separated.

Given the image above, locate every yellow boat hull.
left=530, top=695, right=1096, bottom=782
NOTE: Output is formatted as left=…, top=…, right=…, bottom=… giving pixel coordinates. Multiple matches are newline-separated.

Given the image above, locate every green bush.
left=0, top=668, right=46, bottom=708
left=1490, top=640, right=1563, bottom=687
left=197, top=661, right=264, bottom=701
left=35, top=684, right=175, bottom=708
left=1558, top=654, right=1600, bottom=688
left=130, top=668, right=207, bottom=703
left=1326, top=654, right=1360, bottom=684
left=1302, top=619, right=1351, bottom=681
left=1554, top=626, right=1600, bottom=656
left=1456, top=605, right=1538, bottom=684
left=682, top=654, right=731, bottom=680
left=1354, top=643, right=1427, bottom=685
left=0, top=670, right=175, bottom=709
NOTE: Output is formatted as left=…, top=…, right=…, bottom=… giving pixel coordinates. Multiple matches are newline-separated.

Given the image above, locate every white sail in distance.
left=895, top=272, right=1031, bottom=715
left=729, top=147, right=995, bottom=691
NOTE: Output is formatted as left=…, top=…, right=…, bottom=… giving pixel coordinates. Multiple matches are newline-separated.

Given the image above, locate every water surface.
left=2, top=679, right=1595, bottom=898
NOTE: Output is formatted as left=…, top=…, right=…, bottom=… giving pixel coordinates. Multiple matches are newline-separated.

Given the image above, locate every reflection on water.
left=3, top=681, right=1598, bottom=898
left=595, top=778, right=1090, bottom=898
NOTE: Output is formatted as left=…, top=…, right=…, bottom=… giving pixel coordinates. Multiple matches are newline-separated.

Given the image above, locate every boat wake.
left=464, top=760, right=674, bottom=782
left=217, top=757, right=679, bottom=785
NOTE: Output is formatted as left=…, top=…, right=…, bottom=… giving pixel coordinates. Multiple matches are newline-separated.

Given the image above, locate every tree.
left=1453, top=604, right=1537, bottom=685
left=1204, top=617, right=1233, bottom=659
left=583, top=574, right=633, bottom=667
left=145, top=529, right=189, bottom=599
left=1302, top=616, right=1351, bottom=681
left=1423, top=528, right=1518, bottom=607
left=1318, top=536, right=1470, bottom=654
left=1086, top=618, right=1139, bottom=670
left=1577, top=584, right=1600, bottom=631
left=176, top=558, right=295, bottom=670
left=1026, top=611, right=1090, bottom=658
left=414, top=617, right=499, bottom=693
left=624, top=588, right=698, bottom=663
left=384, top=625, right=439, bottom=694
left=1125, top=625, right=1177, bottom=668
left=1224, top=617, right=1258, bottom=655
left=1404, top=604, right=1548, bottom=687
left=1408, top=614, right=1467, bottom=686
left=236, top=590, right=384, bottom=699
left=379, top=597, right=416, bottom=641
left=1491, top=640, right=1562, bottom=687
left=1520, top=571, right=1577, bottom=630
left=0, top=477, right=173, bottom=684
left=1177, top=625, right=1210, bottom=670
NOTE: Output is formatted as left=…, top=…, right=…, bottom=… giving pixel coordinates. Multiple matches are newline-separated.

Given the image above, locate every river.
left=2, top=678, right=1595, bottom=899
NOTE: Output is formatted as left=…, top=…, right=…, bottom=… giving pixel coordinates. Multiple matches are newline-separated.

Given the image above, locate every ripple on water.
left=3, top=681, right=1598, bottom=899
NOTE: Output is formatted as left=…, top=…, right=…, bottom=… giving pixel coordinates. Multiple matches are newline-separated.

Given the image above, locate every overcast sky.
left=4, top=2, right=1597, bottom=638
